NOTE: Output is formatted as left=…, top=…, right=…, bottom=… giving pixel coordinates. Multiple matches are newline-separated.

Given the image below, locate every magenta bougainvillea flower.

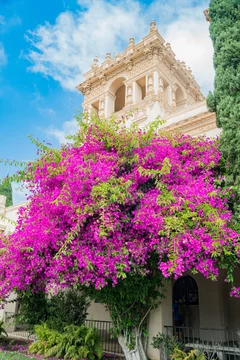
left=0, top=118, right=239, bottom=298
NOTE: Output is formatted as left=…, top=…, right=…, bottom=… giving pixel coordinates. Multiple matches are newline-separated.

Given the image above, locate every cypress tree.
left=207, top=0, right=240, bottom=222
left=0, top=180, right=13, bottom=207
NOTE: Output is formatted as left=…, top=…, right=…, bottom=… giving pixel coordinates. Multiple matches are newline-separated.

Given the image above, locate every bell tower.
left=77, top=20, right=218, bottom=136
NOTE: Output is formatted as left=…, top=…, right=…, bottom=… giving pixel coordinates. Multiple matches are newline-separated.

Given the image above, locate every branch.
left=119, top=301, right=136, bottom=318
left=137, top=305, right=153, bottom=335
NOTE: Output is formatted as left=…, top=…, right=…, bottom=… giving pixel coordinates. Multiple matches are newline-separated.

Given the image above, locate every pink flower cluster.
left=0, top=131, right=239, bottom=297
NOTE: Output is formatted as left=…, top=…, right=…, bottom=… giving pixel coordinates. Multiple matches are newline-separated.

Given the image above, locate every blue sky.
left=0, top=0, right=213, bottom=203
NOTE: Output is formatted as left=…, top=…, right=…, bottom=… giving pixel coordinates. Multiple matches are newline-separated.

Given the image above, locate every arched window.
left=109, top=77, right=126, bottom=113
left=175, top=87, right=186, bottom=109
left=173, top=276, right=199, bottom=305
left=115, top=84, right=125, bottom=112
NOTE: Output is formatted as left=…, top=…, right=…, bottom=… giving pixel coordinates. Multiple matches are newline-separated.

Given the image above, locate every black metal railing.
left=85, top=320, right=124, bottom=356
left=165, top=326, right=240, bottom=360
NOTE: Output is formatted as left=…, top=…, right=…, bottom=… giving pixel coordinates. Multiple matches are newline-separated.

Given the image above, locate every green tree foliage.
left=17, top=289, right=89, bottom=332
left=46, top=289, right=90, bottom=332
left=0, top=180, right=13, bottom=207
left=16, top=291, right=48, bottom=330
left=207, top=0, right=240, bottom=223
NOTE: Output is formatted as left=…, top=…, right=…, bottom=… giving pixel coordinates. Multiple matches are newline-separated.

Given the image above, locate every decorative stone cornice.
left=162, top=111, right=217, bottom=136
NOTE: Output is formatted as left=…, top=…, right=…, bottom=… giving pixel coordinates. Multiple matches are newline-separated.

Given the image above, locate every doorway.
left=173, top=275, right=200, bottom=328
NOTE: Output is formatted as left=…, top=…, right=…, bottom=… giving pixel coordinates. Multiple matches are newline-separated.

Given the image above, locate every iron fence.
left=165, top=325, right=240, bottom=360
left=85, top=320, right=124, bottom=357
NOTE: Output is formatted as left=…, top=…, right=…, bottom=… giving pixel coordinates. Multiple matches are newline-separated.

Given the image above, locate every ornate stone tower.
left=77, top=21, right=219, bottom=137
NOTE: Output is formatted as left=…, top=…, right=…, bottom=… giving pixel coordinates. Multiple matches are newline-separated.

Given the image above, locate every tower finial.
left=129, top=37, right=135, bottom=46
left=92, top=56, right=98, bottom=70
left=150, top=19, right=157, bottom=32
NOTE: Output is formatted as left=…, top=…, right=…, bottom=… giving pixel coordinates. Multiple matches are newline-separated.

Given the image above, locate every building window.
left=173, top=275, right=199, bottom=305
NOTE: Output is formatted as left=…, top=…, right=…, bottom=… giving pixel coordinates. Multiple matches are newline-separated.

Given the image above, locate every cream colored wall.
left=87, top=301, right=111, bottom=322
left=193, top=273, right=224, bottom=329
left=222, top=268, right=240, bottom=329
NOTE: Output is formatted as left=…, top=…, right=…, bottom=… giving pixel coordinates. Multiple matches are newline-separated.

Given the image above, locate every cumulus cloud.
left=24, top=0, right=214, bottom=94
left=0, top=43, right=7, bottom=67
left=46, top=119, right=79, bottom=144
left=163, top=6, right=214, bottom=93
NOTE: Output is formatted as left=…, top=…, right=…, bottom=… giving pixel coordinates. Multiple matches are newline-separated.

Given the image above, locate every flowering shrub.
left=0, top=114, right=239, bottom=357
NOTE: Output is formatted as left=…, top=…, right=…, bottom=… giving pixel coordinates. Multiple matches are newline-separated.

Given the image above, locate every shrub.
left=151, top=333, right=183, bottom=356
left=172, top=348, right=206, bottom=360
left=28, top=323, right=102, bottom=360
left=16, top=289, right=89, bottom=332
left=46, top=289, right=90, bottom=332
left=0, top=320, right=8, bottom=338
left=16, top=291, right=49, bottom=330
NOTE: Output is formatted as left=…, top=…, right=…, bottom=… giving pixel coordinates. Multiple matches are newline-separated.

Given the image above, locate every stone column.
left=99, top=98, right=105, bottom=118
left=153, top=71, right=159, bottom=94
left=172, top=89, right=176, bottom=111
left=146, top=73, right=154, bottom=94
left=105, top=92, right=116, bottom=116
left=125, top=84, right=133, bottom=105
left=157, top=76, right=164, bottom=107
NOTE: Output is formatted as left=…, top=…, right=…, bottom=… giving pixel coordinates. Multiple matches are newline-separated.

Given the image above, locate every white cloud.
left=163, top=6, right=214, bottom=93
left=0, top=43, right=7, bottom=67
left=46, top=119, right=79, bottom=144
left=24, top=0, right=214, bottom=94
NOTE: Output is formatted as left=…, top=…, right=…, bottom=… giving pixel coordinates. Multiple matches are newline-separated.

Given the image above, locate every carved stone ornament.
left=98, top=74, right=107, bottom=85
left=144, top=46, right=153, bottom=60
left=78, top=82, right=91, bottom=95
left=125, top=59, right=133, bottom=71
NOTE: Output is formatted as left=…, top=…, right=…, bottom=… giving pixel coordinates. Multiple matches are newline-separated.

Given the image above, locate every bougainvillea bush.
left=0, top=114, right=239, bottom=360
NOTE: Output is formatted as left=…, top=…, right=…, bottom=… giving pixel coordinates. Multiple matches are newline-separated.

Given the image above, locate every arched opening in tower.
left=175, top=87, right=186, bottom=110
left=109, top=77, right=126, bottom=113
left=115, top=84, right=125, bottom=112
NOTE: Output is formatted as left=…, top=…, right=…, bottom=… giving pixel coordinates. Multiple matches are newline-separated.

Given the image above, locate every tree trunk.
left=118, top=333, right=148, bottom=360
